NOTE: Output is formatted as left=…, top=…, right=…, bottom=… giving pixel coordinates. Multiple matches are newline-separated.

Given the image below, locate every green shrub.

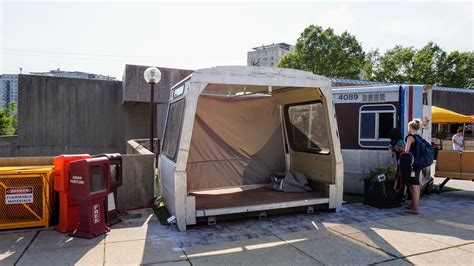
left=363, top=164, right=397, bottom=182
left=363, top=164, right=397, bottom=198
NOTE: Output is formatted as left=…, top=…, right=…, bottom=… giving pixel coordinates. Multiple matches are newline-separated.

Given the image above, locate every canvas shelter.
left=159, top=66, right=343, bottom=231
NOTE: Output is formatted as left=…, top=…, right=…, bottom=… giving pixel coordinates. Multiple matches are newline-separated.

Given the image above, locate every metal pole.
left=463, top=123, right=466, bottom=150
left=150, top=83, right=155, bottom=155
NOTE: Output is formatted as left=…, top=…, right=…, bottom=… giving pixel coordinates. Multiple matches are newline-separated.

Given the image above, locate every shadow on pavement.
left=1, top=190, right=472, bottom=265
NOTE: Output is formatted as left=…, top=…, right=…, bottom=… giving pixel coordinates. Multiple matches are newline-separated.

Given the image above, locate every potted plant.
left=363, top=164, right=401, bottom=208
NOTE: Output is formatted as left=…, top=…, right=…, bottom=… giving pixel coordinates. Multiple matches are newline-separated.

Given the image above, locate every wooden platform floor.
left=189, top=186, right=326, bottom=210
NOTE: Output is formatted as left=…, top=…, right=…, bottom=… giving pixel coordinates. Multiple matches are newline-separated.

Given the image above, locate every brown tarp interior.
left=186, top=95, right=286, bottom=191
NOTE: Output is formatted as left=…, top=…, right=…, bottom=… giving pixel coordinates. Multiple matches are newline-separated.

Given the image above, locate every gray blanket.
left=269, top=171, right=313, bottom=192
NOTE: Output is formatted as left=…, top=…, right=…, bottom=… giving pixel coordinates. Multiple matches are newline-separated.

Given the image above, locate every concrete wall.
left=117, top=153, right=155, bottom=210
left=16, top=75, right=127, bottom=155
left=122, top=65, right=193, bottom=140
left=0, top=136, right=17, bottom=157
left=116, top=140, right=156, bottom=210
left=122, top=64, right=193, bottom=103
left=0, top=66, right=193, bottom=157
left=0, top=156, right=54, bottom=167
left=126, top=139, right=155, bottom=155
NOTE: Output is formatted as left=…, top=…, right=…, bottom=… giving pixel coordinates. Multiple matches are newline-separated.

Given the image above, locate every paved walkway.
left=434, top=176, right=474, bottom=191
left=1, top=190, right=473, bottom=265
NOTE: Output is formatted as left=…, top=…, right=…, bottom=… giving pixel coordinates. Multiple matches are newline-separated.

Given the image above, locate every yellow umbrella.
left=431, top=106, right=472, bottom=123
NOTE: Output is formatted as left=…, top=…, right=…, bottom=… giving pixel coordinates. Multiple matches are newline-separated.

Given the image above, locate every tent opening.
left=186, top=86, right=333, bottom=211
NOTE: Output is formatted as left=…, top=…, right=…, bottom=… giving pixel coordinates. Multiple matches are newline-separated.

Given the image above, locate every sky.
left=1, top=1, right=473, bottom=80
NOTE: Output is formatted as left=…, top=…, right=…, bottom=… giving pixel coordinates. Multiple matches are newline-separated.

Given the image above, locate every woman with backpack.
left=403, top=119, right=423, bottom=214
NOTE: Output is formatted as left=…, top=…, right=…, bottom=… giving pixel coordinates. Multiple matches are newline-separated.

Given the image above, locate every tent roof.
left=173, top=66, right=333, bottom=102
left=183, top=66, right=331, bottom=89
left=432, top=106, right=472, bottom=123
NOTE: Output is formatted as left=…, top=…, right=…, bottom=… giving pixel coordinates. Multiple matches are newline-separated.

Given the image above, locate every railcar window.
left=358, top=105, right=396, bottom=148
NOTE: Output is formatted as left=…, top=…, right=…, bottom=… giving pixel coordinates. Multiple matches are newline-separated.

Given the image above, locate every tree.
left=278, top=25, right=365, bottom=79
left=440, top=51, right=473, bottom=88
left=410, top=42, right=446, bottom=85
left=278, top=52, right=302, bottom=70
left=362, top=49, right=380, bottom=81
left=369, top=45, right=416, bottom=83
left=365, top=42, right=473, bottom=88
left=0, top=103, right=18, bottom=135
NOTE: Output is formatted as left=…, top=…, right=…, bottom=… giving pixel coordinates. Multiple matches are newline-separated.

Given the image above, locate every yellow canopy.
left=432, top=106, right=472, bottom=123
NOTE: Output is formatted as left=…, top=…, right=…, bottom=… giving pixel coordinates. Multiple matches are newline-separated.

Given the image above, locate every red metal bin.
left=92, top=153, right=122, bottom=226
left=53, top=154, right=90, bottom=233
left=68, top=157, right=110, bottom=239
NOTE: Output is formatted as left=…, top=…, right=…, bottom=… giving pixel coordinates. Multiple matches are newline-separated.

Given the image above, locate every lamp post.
left=144, top=67, right=162, bottom=157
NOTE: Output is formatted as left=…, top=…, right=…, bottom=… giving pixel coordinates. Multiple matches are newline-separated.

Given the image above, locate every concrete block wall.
left=0, top=156, right=54, bottom=167
left=117, top=154, right=155, bottom=210
left=0, top=136, right=18, bottom=157
left=0, top=66, right=193, bottom=157
left=122, top=64, right=193, bottom=104
left=122, top=65, right=193, bottom=140
left=115, top=139, right=156, bottom=210
left=14, top=75, right=128, bottom=156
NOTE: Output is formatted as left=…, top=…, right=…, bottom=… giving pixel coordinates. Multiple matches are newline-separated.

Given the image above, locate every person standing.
left=389, top=128, right=405, bottom=193
left=389, top=128, right=405, bottom=161
left=404, top=119, right=422, bottom=214
left=452, top=129, right=464, bottom=151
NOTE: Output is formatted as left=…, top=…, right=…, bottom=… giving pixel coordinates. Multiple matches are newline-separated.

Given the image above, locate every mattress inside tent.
left=186, top=94, right=325, bottom=211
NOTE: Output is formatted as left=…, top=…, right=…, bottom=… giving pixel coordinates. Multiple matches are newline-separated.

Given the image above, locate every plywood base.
left=190, top=186, right=327, bottom=214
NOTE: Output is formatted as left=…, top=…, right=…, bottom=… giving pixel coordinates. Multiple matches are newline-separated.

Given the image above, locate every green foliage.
left=0, top=103, right=18, bottom=135
left=278, top=25, right=365, bottom=79
left=364, top=42, right=473, bottom=88
left=411, top=42, right=446, bottom=85
left=368, top=45, right=416, bottom=83
left=440, top=51, right=473, bottom=88
left=363, top=164, right=397, bottom=198
left=362, top=49, right=380, bottom=81
left=278, top=52, right=302, bottom=70
left=283, top=24, right=472, bottom=88
left=363, top=164, right=397, bottom=182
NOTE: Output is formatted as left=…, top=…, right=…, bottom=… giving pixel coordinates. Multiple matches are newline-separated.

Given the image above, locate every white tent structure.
left=159, top=66, right=343, bottom=231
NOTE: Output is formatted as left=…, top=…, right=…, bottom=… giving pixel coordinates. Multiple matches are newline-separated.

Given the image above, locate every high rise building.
left=247, top=43, right=295, bottom=67
left=0, top=74, right=19, bottom=109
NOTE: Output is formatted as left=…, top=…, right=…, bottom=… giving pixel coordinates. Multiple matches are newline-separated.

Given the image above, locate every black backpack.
left=413, top=134, right=434, bottom=169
